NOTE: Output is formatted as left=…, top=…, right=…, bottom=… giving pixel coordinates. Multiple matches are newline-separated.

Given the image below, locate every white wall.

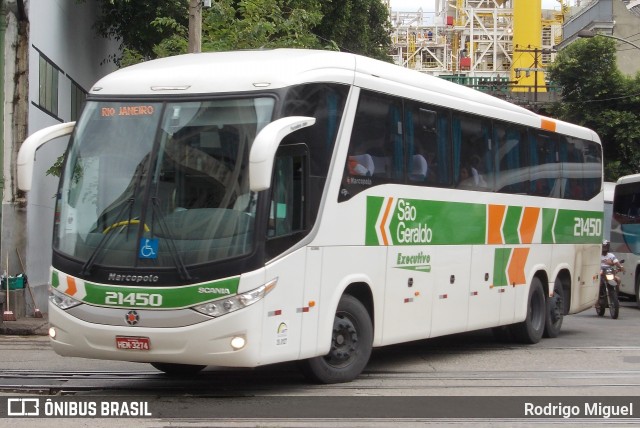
left=25, top=0, right=118, bottom=298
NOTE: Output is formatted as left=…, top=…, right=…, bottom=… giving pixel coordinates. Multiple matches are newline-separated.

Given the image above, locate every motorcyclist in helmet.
left=601, top=239, right=624, bottom=288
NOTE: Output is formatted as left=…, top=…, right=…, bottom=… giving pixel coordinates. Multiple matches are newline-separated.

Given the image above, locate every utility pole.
left=513, top=46, right=548, bottom=111
left=533, top=47, right=539, bottom=107
left=188, top=0, right=202, bottom=53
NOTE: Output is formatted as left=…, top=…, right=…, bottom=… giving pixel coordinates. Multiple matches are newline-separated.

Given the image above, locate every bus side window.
left=339, top=90, right=403, bottom=201
left=494, top=122, right=528, bottom=194
left=581, top=139, right=602, bottom=200
left=561, top=136, right=602, bottom=201
left=529, top=131, right=559, bottom=197
left=452, top=113, right=491, bottom=190
left=403, top=102, right=451, bottom=187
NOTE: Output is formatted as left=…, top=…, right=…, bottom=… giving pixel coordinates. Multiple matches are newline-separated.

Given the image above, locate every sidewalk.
left=0, top=314, right=49, bottom=336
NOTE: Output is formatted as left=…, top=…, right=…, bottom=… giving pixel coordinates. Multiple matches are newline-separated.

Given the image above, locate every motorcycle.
left=596, top=259, right=624, bottom=319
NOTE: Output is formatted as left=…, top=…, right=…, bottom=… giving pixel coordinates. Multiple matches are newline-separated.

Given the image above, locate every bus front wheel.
left=299, top=294, right=373, bottom=384
left=510, top=277, right=545, bottom=344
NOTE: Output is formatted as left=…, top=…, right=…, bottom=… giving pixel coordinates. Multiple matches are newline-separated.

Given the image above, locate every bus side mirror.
left=17, top=122, right=76, bottom=191
left=249, top=116, right=315, bottom=192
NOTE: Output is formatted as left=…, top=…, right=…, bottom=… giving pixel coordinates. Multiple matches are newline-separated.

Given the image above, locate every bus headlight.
left=49, top=286, right=82, bottom=310
left=193, top=278, right=277, bottom=317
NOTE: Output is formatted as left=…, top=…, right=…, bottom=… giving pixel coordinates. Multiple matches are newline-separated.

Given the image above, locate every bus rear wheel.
left=543, top=278, right=564, bottom=338
left=510, top=277, right=545, bottom=344
left=299, top=294, right=373, bottom=384
left=151, top=362, right=206, bottom=376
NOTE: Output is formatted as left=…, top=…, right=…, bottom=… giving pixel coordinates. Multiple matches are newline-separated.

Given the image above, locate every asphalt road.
left=0, top=300, right=639, bottom=426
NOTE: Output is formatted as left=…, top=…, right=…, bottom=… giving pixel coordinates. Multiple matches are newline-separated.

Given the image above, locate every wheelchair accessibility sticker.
left=139, top=238, right=158, bottom=259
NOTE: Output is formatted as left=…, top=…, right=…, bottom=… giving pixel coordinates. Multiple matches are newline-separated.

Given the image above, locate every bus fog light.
left=230, top=336, right=246, bottom=350
left=49, top=327, right=57, bottom=339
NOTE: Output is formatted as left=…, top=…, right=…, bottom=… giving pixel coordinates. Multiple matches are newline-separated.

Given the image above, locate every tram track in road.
left=0, top=367, right=639, bottom=395
left=2, top=317, right=640, bottom=396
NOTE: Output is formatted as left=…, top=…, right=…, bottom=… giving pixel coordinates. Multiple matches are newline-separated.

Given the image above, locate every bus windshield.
left=54, top=98, right=275, bottom=271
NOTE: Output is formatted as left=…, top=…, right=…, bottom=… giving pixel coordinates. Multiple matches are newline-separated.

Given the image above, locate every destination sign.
left=100, top=105, right=156, bottom=117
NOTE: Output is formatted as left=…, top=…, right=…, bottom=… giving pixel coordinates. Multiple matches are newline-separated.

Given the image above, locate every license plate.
left=116, top=336, right=151, bottom=351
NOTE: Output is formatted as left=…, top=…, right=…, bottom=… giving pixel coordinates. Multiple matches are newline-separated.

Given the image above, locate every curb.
left=0, top=318, right=49, bottom=336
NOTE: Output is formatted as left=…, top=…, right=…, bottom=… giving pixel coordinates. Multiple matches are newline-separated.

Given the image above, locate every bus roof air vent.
left=150, top=85, right=191, bottom=91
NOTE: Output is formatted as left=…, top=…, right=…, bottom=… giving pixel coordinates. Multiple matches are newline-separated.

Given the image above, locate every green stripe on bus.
left=50, top=268, right=241, bottom=310
left=493, top=248, right=511, bottom=287
left=503, top=206, right=523, bottom=244
left=365, top=197, right=485, bottom=246
left=542, top=208, right=557, bottom=244
left=51, top=270, right=60, bottom=288
left=552, top=209, right=604, bottom=244
left=365, top=196, right=602, bottom=246
left=365, top=196, right=385, bottom=246
left=79, top=277, right=240, bottom=309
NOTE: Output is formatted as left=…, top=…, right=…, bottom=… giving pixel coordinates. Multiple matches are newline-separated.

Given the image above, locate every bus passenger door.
left=260, top=145, right=309, bottom=364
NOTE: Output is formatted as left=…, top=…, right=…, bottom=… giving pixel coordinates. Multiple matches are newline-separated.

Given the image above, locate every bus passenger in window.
left=470, top=155, right=487, bottom=187
left=347, top=154, right=374, bottom=176
left=458, top=165, right=471, bottom=187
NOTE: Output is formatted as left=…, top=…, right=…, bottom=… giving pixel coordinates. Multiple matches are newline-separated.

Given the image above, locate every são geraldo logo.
left=375, top=198, right=433, bottom=246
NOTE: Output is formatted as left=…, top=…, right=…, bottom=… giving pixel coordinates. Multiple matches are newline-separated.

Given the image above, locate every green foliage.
left=78, top=0, right=189, bottom=66
left=83, top=0, right=392, bottom=64
left=202, top=0, right=323, bottom=51
left=316, top=0, right=393, bottom=62
left=547, top=37, right=640, bottom=181
left=46, top=154, right=84, bottom=186
left=46, top=155, right=65, bottom=178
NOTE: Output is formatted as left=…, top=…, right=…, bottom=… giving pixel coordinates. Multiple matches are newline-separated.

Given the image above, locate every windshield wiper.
left=150, top=197, right=192, bottom=281
left=81, top=161, right=147, bottom=276
left=80, top=197, right=135, bottom=276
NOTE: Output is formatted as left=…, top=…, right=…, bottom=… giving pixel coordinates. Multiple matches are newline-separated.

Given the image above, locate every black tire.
left=543, top=278, right=564, bottom=338
left=510, top=277, right=545, bottom=344
left=150, top=362, right=206, bottom=376
left=607, top=285, right=619, bottom=319
left=299, top=294, right=373, bottom=384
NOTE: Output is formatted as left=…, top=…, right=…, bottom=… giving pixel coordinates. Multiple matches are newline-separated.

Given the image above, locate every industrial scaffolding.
left=388, top=0, right=565, bottom=98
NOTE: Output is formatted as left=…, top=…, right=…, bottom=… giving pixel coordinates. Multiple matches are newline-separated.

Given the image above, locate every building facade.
left=1, top=0, right=118, bottom=314
left=559, top=0, right=640, bottom=76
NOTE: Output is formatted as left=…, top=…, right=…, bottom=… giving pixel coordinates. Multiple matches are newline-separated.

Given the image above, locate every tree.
left=547, top=37, right=640, bottom=180
left=316, top=0, right=393, bottom=62
left=201, top=0, right=323, bottom=52
left=76, top=0, right=189, bottom=66
left=83, top=0, right=392, bottom=65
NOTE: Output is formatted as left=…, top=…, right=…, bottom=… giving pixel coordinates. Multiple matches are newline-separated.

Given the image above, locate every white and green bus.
left=18, top=49, right=603, bottom=383
left=610, top=174, right=640, bottom=307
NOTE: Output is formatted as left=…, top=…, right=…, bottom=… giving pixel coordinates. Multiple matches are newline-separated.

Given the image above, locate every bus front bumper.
left=47, top=303, right=264, bottom=367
